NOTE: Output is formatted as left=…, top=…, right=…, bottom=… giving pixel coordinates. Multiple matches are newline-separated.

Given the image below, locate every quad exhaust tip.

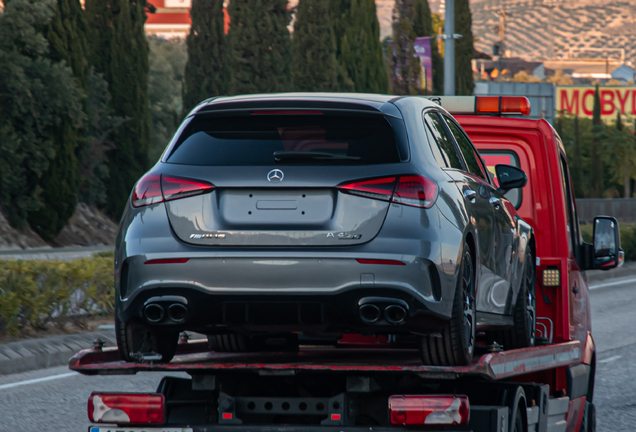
left=384, top=305, right=407, bottom=324
left=168, top=303, right=188, bottom=323
left=358, top=304, right=381, bottom=323
left=143, top=304, right=165, bottom=323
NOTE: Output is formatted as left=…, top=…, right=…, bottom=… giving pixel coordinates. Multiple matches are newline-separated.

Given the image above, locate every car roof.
left=192, top=93, right=441, bottom=116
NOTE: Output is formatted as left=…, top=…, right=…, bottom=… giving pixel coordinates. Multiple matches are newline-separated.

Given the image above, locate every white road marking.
left=599, top=355, right=622, bottom=364
left=589, top=277, right=636, bottom=290
left=0, top=372, right=77, bottom=390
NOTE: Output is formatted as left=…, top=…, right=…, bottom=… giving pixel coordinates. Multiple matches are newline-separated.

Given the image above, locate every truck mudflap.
left=70, top=339, right=582, bottom=381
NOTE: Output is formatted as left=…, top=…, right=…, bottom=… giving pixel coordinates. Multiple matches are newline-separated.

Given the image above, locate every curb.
left=587, top=261, right=636, bottom=284
left=0, top=330, right=116, bottom=376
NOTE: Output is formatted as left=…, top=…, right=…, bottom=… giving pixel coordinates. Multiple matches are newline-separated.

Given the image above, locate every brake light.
left=337, top=177, right=397, bottom=201
left=131, top=174, right=214, bottom=208
left=131, top=174, right=163, bottom=208
left=392, top=176, right=438, bottom=208
left=356, top=259, right=406, bottom=266
left=251, top=110, right=323, bottom=115
left=338, top=176, right=438, bottom=208
left=389, top=395, right=470, bottom=426
left=88, top=392, right=165, bottom=425
left=162, top=175, right=214, bottom=202
left=475, top=96, right=531, bottom=116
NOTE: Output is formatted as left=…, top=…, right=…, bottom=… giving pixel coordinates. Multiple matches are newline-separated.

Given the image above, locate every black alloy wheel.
left=419, top=243, right=476, bottom=366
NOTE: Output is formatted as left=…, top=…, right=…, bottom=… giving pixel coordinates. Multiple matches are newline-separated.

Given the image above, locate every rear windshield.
left=165, top=114, right=402, bottom=166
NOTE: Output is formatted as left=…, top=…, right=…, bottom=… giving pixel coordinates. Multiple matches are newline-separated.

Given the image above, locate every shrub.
left=0, top=257, right=114, bottom=336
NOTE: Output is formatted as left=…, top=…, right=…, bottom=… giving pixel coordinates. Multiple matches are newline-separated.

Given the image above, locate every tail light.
left=356, top=259, right=406, bottom=266
left=88, top=392, right=165, bottom=425
left=389, top=395, right=470, bottom=426
left=338, top=175, right=438, bottom=209
left=131, top=174, right=214, bottom=208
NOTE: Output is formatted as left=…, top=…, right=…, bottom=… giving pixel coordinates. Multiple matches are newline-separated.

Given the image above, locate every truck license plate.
left=89, top=428, right=193, bottom=432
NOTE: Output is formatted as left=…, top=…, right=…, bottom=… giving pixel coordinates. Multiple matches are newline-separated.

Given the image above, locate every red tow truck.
left=72, top=96, right=621, bottom=432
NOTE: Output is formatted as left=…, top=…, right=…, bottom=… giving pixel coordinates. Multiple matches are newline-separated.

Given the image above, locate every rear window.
left=166, top=114, right=403, bottom=166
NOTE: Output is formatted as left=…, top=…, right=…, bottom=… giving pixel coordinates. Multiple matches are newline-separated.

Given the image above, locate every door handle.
left=464, top=189, right=477, bottom=202
left=489, top=197, right=501, bottom=209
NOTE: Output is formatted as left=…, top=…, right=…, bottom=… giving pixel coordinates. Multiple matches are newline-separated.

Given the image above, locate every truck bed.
left=69, top=339, right=582, bottom=381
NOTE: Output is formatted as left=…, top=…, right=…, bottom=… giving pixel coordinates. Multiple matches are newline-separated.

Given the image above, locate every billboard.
left=556, top=86, right=636, bottom=120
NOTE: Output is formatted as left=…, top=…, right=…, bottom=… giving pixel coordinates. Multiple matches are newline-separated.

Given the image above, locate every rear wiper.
left=273, top=151, right=361, bottom=161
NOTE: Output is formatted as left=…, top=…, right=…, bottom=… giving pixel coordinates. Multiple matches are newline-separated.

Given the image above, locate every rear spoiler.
left=423, top=96, right=531, bottom=116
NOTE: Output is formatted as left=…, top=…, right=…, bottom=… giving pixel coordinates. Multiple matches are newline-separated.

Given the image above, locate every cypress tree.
left=338, top=0, right=388, bottom=93
left=86, top=0, right=151, bottom=219
left=454, top=0, right=474, bottom=96
left=591, top=85, right=604, bottom=198
left=572, top=115, right=585, bottom=198
left=329, top=0, right=354, bottom=91
left=182, top=0, right=229, bottom=113
left=28, top=0, right=89, bottom=240
left=413, top=0, right=443, bottom=94
left=292, top=0, right=339, bottom=91
left=389, top=0, right=421, bottom=95
left=229, top=0, right=293, bottom=94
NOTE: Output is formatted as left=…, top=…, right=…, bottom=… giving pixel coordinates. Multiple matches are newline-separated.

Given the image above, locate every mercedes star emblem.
left=267, top=169, right=284, bottom=182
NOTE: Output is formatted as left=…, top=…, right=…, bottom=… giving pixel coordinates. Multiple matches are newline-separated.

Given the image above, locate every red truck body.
left=459, top=115, right=595, bottom=431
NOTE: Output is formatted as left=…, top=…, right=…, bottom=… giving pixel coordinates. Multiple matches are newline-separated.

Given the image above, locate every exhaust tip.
left=144, top=304, right=165, bottom=323
left=359, top=304, right=381, bottom=323
left=385, top=305, right=407, bottom=324
left=168, top=303, right=188, bottom=323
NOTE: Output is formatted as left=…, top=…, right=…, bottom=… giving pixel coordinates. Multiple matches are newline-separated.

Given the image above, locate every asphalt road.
left=0, top=277, right=635, bottom=432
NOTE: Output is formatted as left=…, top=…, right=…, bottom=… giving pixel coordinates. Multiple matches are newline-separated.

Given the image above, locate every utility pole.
left=444, top=0, right=455, bottom=95
left=544, top=0, right=556, bottom=59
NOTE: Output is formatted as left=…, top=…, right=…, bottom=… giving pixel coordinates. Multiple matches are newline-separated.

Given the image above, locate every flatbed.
left=70, top=339, right=582, bottom=381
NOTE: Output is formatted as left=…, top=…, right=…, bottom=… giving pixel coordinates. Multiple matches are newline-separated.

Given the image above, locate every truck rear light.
left=131, top=174, right=214, bottom=208
left=392, top=176, right=438, bottom=208
left=131, top=174, right=163, bottom=208
left=88, top=392, right=165, bottom=425
left=389, top=395, right=470, bottom=426
left=162, top=175, right=214, bottom=202
left=337, top=176, right=397, bottom=201
left=542, top=268, right=561, bottom=287
left=338, top=175, right=437, bottom=208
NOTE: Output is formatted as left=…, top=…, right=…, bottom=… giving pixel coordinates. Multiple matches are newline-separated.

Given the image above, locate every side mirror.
left=591, top=216, right=623, bottom=271
left=495, top=164, right=527, bottom=193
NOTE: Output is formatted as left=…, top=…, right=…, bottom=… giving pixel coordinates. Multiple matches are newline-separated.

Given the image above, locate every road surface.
left=0, top=277, right=635, bottom=431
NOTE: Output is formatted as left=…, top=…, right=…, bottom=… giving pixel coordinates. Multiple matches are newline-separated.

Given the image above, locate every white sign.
left=164, top=0, right=192, bottom=7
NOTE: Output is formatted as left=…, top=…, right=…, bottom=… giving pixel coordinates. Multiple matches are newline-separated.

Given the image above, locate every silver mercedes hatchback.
left=114, top=93, right=536, bottom=366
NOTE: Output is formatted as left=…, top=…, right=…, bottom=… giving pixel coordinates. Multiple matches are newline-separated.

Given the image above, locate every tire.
left=419, top=243, right=476, bottom=366
left=208, top=333, right=300, bottom=353
left=580, top=402, right=596, bottom=432
left=115, top=306, right=179, bottom=363
left=487, top=248, right=536, bottom=350
left=512, top=405, right=524, bottom=432
left=208, top=334, right=250, bottom=353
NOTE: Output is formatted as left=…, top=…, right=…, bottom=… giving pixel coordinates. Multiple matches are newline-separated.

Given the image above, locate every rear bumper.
left=119, top=254, right=452, bottom=335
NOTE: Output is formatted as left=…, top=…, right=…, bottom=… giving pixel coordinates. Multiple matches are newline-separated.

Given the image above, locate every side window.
left=560, top=155, right=581, bottom=259
left=444, top=116, right=488, bottom=182
left=424, top=112, right=463, bottom=170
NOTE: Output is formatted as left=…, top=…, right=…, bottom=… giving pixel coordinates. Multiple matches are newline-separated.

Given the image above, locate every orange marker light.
left=475, top=96, right=500, bottom=114
left=500, top=96, right=531, bottom=116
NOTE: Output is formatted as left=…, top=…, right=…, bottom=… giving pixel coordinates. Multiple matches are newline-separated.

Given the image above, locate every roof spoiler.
left=423, top=96, right=531, bottom=116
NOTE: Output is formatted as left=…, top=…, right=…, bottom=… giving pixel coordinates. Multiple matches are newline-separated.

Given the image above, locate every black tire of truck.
left=208, top=333, right=300, bottom=353
left=487, top=248, right=536, bottom=350
left=208, top=334, right=250, bottom=353
left=419, top=243, right=475, bottom=366
left=115, top=307, right=179, bottom=363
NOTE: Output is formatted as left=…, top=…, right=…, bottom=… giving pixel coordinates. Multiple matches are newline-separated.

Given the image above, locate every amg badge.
left=190, top=233, right=227, bottom=239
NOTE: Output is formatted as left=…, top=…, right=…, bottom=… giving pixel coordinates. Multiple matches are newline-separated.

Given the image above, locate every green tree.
left=0, top=0, right=84, bottom=228
left=571, top=115, right=585, bottom=198
left=229, top=0, right=293, bottom=94
left=85, top=0, right=151, bottom=219
left=334, top=0, right=387, bottom=93
left=413, top=0, right=443, bottom=94
left=28, top=0, right=89, bottom=240
left=389, top=0, right=421, bottom=95
left=454, top=0, right=474, bottom=95
left=182, top=0, right=229, bottom=113
left=149, top=36, right=188, bottom=161
left=590, top=85, right=604, bottom=197
left=605, top=110, right=636, bottom=198
left=292, top=0, right=339, bottom=91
